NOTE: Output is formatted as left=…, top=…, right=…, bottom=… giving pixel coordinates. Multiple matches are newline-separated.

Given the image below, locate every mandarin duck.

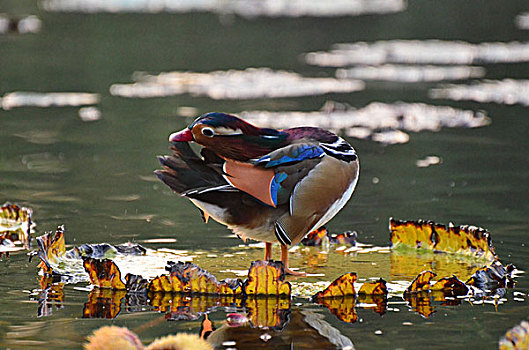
left=155, top=113, right=359, bottom=275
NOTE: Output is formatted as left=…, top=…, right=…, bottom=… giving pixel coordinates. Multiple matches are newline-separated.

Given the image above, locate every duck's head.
left=169, top=112, right=287, bottom=161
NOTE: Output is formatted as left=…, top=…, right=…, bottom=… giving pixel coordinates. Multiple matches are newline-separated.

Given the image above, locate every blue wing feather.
left=255, top=144, right=324, bottom=168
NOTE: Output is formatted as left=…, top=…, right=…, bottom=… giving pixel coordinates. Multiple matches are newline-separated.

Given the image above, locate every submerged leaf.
left=243, top=260, right=291, bottom=296
left=390, top=218, right=496, bottom=261
left=405, top=270, right=436, bottom=293
left=499, top=320, right=529, bottom=350
left=83, top=258, right=126, bottom=290
left=314, top=272, right=357, bottom=299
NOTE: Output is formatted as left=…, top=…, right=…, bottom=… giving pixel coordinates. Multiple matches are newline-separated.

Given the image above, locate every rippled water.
left=1, top=0, right=529, bottom=349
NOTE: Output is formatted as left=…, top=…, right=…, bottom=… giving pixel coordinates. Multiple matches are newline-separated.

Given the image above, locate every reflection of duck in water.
left=203, top=309, right=354, bottom=349
left=157, top=113, right=359, bottom=275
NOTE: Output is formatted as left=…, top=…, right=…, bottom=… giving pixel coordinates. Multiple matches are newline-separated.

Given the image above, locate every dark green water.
left=1, top=1, right=528, bottom=349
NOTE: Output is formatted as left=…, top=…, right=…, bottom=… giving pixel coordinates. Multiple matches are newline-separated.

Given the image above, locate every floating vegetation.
left=336, top=64, right=485, bottom=82
left=301, top=226, right=357, bottom=246
left=305, top=40, right=529, bottom=66
left=389, top=218, right=497, bottom=261
left=499, top=320, right=529, bottom=350
left=0, top=14, right=41, bottom=35
left=313, top=272, right=358, bottom=298
left=241, top=101, right=490, bottom=144
left=42, top=0, right=406, bottom=17
left=430, top=79, right=529, bottom=106
left=109, top=68, right=363, bottom=99
left=0, top=91, right=99, bottom=110
left=0, top=202, right=34, bottom=254
left=515, top=13, right=529, bottom=30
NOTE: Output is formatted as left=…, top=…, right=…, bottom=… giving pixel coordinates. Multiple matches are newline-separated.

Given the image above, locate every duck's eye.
left=201, top=127, right=215, bottom=137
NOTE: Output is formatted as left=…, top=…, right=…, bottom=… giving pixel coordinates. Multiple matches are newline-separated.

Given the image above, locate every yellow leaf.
left=390, top=218, right=497, bottom=261
left=314, top=272, right=357, bottom=299
left=243, top=260, right=291, bottom=296
left=358, top=278, right=387, bottom=295
left=405, top=270, right=436, bottom=293
left=83, top=258, right=126, bottom=290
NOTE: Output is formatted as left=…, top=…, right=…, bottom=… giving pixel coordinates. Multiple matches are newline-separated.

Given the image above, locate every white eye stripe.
left=214, top=127, right=243, bottom=135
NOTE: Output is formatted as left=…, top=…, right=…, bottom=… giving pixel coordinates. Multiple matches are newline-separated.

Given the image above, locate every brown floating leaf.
left=301, top=227, right=328, bottom=246
left=301, top=226, right=357, bottom=246
left=389, top=218, right=497, bottom=261
left=246, top=296, right=291, bottom=329
left=148, top=261, right=243, bottom=295
left=243, top=260, right=291, bottom=296
left=405, top=270, right=436, bottom=293
left=83, top=288, right=126, bottom=319
left=0, top=202, right=33, bottom=249
left=316, top=296, right=358, bottom=323
left=83, top=258, right=126, bottom=290
left=431, top=275, right=468, bottom=296
left=358, top=278, right=388, bottom=295
left=314, top=272, right=357, bottom=299
left=499, top=320, right=529, bottom=350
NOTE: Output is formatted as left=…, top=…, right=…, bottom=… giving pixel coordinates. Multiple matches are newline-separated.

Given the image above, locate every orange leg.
left=281, top=244, right=306, bottom=276
left=264, top=242, right=272, bottom=260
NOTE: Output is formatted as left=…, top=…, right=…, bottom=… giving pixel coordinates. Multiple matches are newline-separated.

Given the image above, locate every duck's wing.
left=222, top=143, right=324, bottom=208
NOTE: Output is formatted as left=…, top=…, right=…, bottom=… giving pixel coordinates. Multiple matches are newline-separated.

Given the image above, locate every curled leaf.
left=499, top=320, right=529, bottom=350
left=405, top=270, right=436, bottom=293
left=314, top=272, right=357, bottom=299
left=83, top=258, right=126, bottom=290
left=35, top=226, right=66, bottom=272
left=358, top=278, right=387, bottom=295
left=390, top=218, right=497, bottom=260
left=243, top=260, right=291, bottom=296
